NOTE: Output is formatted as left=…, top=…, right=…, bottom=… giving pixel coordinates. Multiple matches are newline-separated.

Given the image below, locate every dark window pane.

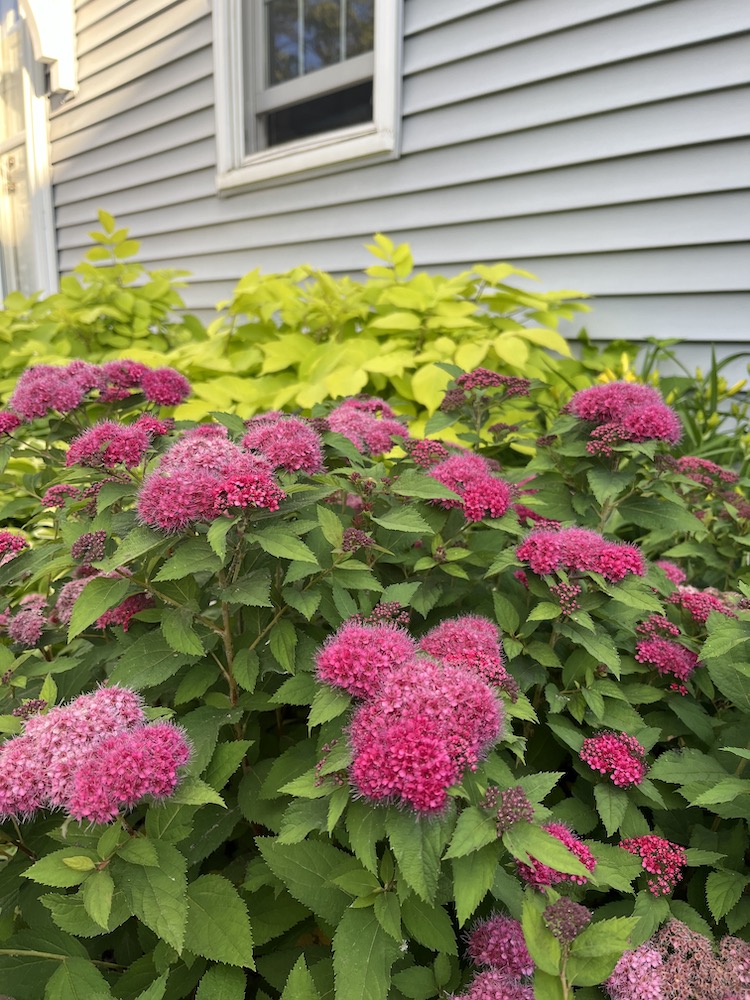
left=264, top=80, right=372, bottom=146
left=267, top=0, right=299, bottom=84
left=346, top=0, right=373, bottom=58
left=304, top=0, right=340, bottom=73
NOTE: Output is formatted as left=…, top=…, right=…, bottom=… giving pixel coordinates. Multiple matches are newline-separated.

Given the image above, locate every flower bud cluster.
left=619, top=835, right=687, bottom=895
left=327, top=397, right=408, bottom=455
left=515, top=821, right=596, bottom=890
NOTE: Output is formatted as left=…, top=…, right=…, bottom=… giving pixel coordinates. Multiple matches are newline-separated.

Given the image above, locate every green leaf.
left=134, top=973, right=169, bottom=1000
left=154, top=537, right=223, bottom=580
left=270, top=618, right=298, bottom=670
left=372, top=506, right=432, bottom=534
left=81, top=870, right=114, bottom=929
left=527, top=602, right=561, bottom=622
left=249, top=528, right=319, bottom=564
left=706, top=870, right=750, bottom=921
left=346, top=801, right=386, bottom=874
left=522, top=893, right=561, bottom=975
left=23, top=848, right=99, bottom=888
left=41, top=891, right=131, bottom=939
left=308, top=685, right=351, bottom=728
left=221, top=571, right=272, bottom=607
left=67, top=576, right=131, bottom=641
left=649, top=749, right=728, bottom=785
left=333, top=867, right=381, bottom=897
left=391, top=967, right=438, bottom=1000
left=443, top=807, right=497, bottom=859
left=280, top=956, right=320, bottom=1000
left=593, top=784, right=629, bottom=837
left=374, top=892, right=402, bottom=941
left=204, top=740, right=252, bottom=791
left=207, top=516, right=235, bottom=560
left=452, top=844, right=498, bottom=926
left=234, top=648, right=260, bottom=692
left=170, top=775, right=226, bottom=807
left=401, top=894, right=457, bottom=955
left=282, top=586, right=322, bottom=620
left=184, top=875, right=254, bottom=968
left=502, top=822, right=592, bottom=880
left=387, top=810, right=448, bottom=903
left=532, top=969, right=566, bottom=1000
left=689, top=777, right=750, bottom=806
left=108, top=631, right=195, bottom=689
left=256, top=839, right=352, bottom=925
left=195, top=965, right=247, bottom=1000
left=618, top=496, right=704, bottom=533
left=117, top=838, right=159, bottom=866
left=705, top=652, right=750, bottom=714
left=112, top=840, right=188, bottom=951
left=333, top=908, right=401, bottom=1000
left=95, top=526, right=163, bottom=572
left=587, top=843, right=642, bottom=892
left=684, top=848, right=727, bottom=867
left=0, top=928, right=86, bottom=1000
left=161, top=607, right=205, bottom=656
left=317, top=504, right=344, bottom=547
left=44, top=957, right=114, bottom=1000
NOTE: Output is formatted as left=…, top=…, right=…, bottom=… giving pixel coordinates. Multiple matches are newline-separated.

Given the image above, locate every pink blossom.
left=467, top=914, right=534, bottom=976
left=66, top=421, right=151, bottom=469
left=242, top=413, right=325, bottom=474
left=457, top=370, right=531, bottom=396
left=0, top=736, right=46, bottom=819
left=139, top=367, right=191, bottom=406
left=515, top=821, right=596, bottom=890
left=619, top=403, right=682, bottom=444
left=41, top=484, right=82, bottom=508
left=482, top=785, right=535, bottom=834
left=580, top=731, right=647, bottom=787
left=428, top=454, right=512, bottom=521
left=655, top=560, right=686, bottom=585
left=451, top=970, right=534, bottom=1000
left=95, top=592, right=154, bottom=631
left=328, top=397, right=408, bottom=455
left=635, top=637, right=699, bottom=684
left=676, top=455, right=738, bottom=487
left=620, top=835, right=687, bottom=895
left=406, top=439, right=450, bottom=468
left=668, top=585, right=736, bottom=623
left=53, top=577, right=93, bottom=624
left=417, top=616, right=515, bottom=693
left=567, top=382, right=663, bottom=423
left=101, top=360, right=148, bottom=390
left=566, top=382, right=681, bottom=450
left=0, top=531, right=28, bottom=566
left=605, top=948, right=664, bottom=1000
left=517, top=527, right=645, bottom=581
left=71, top=531, right=107, bottom=564
left=211, top=468, right=285, bottom=515
left=513, top=503, right=561, bottom=530
left=0, top=411, right=21, bottom=434
left=135, top=414, right=174, bottom=438
left=9, top=363, right=94, bottom=419
left=7, top=608, right=45, bottom=646
left=316, top=620, right=416, bottom=699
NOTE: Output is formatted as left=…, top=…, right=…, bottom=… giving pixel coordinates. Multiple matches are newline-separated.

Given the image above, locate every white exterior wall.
left=50, top=0, right=750, bottom=354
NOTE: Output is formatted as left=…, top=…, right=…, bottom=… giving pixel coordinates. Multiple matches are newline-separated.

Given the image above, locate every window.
left=214, top=0, right=402, bottom=192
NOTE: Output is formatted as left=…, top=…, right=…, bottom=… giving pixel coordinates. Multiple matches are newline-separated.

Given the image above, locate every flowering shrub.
left=0, top=361, right=747, bottom=1000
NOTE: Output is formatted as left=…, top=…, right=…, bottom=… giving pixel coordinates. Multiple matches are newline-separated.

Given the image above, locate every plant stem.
left=0, top=949, right=124, bottom=970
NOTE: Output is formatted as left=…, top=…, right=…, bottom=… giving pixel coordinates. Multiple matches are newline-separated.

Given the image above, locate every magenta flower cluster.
left=427, top=453, right=513, bottom=522
left=668, top=584, right=736, bottom=623
left=619, top=835, right=687, bottom=896
left=516, top=526, right=645, bottom=582
left=515, top=821, right=596, bottom=890
left=327, top=397, right=408, bottom=455
left=137, top=424, right=286, bottom=532
left=450, top=969, right=534, bottom=1000
left=635, top=614, right=699, bottom=690
left=66, top=414, right=171, bottom=470
left=567, top=381, right=682, bottom=455
left=0, top=530, right=28, bottom=567
left=5, top=359, right=190, bottom=422
left=242, top=412, right=325, bottom=474
left=580, top=731, right=647, bottom=787
left=417, top=614, right=518, bottom=698
left=316, top=614, right=506, bottom=813
left=466, top=914, right=534, bottom=977
left=0, top=686, right=189, bottom=824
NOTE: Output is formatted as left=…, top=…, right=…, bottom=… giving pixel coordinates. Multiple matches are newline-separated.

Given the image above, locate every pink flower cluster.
left=580, top=731, right=647, bottom=787
left=450, top=969, right=534, bottom=1000
left=406, top=438, right=450, bottom=467
left=566, top=381, right=682, bottom=455
left=676, top=455, right=738, bottom=488
left=0, top=686, right=189, bottom=823
left=316, top=621, right=416, bottom=699
left=668, top=584, right=736, bottom=623
left=242, top=412, right=325, bottom=474
left=427, top=453, right=513, bottom=522
left=466, top=914, right=534, bottom=977
left=655, top=560, right=686, bottom=585
left=0, top=531, right=28, bottom=567
left=66, top=421, right=150, bottom=469
left=619, top=835, right=687, bottom=895
left=515, top=821, right=596, bottom=890
left=516, top=527, right=645, bottom=582
left=635, top=615, right=699, bottom=691
left=327, top=397, right=408, bottom=455
left=137, top=425, right=285, bottom=532
left=52, top=573, right=152, bottom=632
left=605, top=947, right=664, bottom=1000
left=6, top=360, right=190, bottom=422
left=456, top=370, right=531, bottom=396
left=417, top=615, right=518, bottom=698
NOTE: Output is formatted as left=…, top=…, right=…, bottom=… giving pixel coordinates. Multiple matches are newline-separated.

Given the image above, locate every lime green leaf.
left=522, top=893, right=561, bottom=975
left=24, top=849, right=99, bottom=888
left=443, top=807, right=497, bottom=859
left=452, top=844, right=498, bottom=926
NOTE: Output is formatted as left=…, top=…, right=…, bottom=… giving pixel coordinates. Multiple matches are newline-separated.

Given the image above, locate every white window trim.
left=213, top=0, right=402, bottom=194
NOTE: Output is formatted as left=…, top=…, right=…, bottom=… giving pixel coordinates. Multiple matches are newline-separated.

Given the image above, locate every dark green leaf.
left=184, top=874, right=254, bottom=968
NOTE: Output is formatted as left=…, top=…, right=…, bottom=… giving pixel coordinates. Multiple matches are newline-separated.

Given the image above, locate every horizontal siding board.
left=55, top=193, right=750, bottom=264
left=55, top=169, right=216, bottom=226
left=74, top=0, right=134, bottom=34
left=49, top=48, right=213, bottom=140
left=55, top=141, right=750, bottom=251
left=52, top=107, right=214, bottom=183
left=77, top=0, right=191, bottom=57
left=405, top=0, right=663, bottom=75
left=404, top=0, right=750, bottom=114
left=51, top=78, right=213, bottom=163
left=76, top=0, right=208, bottom=81
left=404, top=39, right=750, bottom=153
left=53, top=138, right=216, bottom=206
left=405, top=0, right=509, bottom=35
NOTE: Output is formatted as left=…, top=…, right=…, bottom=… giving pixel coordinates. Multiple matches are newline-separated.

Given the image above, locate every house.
left=4, top=0, right=750, bottom=368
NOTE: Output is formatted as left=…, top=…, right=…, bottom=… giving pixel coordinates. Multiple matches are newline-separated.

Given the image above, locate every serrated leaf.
left=44, top=957, right=114, bottom=1000
left=280, top=956, right=320, bottom=1000
left=619, top=496, right=704, bottom=534
left=593, top=784, right=629, bottom=837
left=67, top=576, right=131, bottom=641
left=649, top=749, right=728, bottom=785
left=443, top=807, right=497, bottom=859
left=112, top=840, right=187, bottom=951
left=333, top=908, right=401, bottom=1000
left=161, top=607, right=205, bottom=656
left=134, top=973, right=169, bottom=1000
left=391, top=471, right=460, bottom=502
left=170, top=775, right=226, bottom=807
left=108, top=631, right=195, bottom=689
left=234, top=648, right=260, bottom=692
left=391, top=966, right=438, bottom=1000
left=452, top=844, right=497, bottom=926
left=204, top=740, right=252, bottom=791
left=23, top=849, right=99, bottom=888
left=387, top=810, right=449, bottom=903
left=522, top=893, right=561, bottom=975
left=502, top=822, right=592, bottom=880
left=401, top=895, right=457, bottom=957
left=346, top=800, right=386, bottom=874
left=308, top=685, right=351, bottom=727
left=374, top=892, right=401, bottom=941
left=95, top=526, right=163, bottom=572
left=256, top=839, right=352, bottom=925
left=154, top=537, right=223, bottom=581
left=270, top=618, right=298, bottom=670
left=586, top=842, right=642, bottom=892
left=221, top=571, right=272, bottom=607
left=372, top=506, right=431, bottom=534
left=706, top=870, right=750, bottom=921
left=249, top=528, right=319, bottom=564
left=316, top=504, right=344, bottom=547
left=184, top=875, right=254, bottom=967
left=81, top=870, right=114, bottom=930
left=207, top=517, right=235, bottom=560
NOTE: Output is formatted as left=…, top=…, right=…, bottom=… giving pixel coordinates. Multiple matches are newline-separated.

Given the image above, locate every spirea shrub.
left=0, top=361, right=747, bottom=1000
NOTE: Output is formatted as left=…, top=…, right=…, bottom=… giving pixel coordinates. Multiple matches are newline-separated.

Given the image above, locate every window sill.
left=216, top=122, right=397, bottom=195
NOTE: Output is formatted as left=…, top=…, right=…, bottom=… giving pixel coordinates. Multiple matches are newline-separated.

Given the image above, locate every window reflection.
left=265, top=0, right=373, bottom=85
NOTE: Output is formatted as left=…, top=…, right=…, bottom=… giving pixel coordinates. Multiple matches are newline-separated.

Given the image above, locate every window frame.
left=213, top=0, right=402, bottom=194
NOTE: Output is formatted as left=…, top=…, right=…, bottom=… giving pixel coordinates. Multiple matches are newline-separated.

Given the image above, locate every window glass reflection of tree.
left=267, top=0, right=373, bottom=85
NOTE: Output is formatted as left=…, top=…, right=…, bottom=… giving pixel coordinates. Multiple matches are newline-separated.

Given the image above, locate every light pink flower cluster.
left=668, top=584, right=736, bottom=623
left=0, top=686, right=189, bottom=823
left=456, top=370, right=531, bottom=396
left=52, top=573, right=152, bottom=632
left=427, top=453, right=513, bottom=522
left=315, top=620, right=416, bottom=699
left=513, top=503, right=561, bottom=531
left=635, top=615, right=699, bottom=691
left=450, top=969, right=534, bottom=1000
left=348, top=658, right=503, bottom=813
left=606, top=921, right=750, bottom=1000
left=619, top=835, right=686, bottom=896
left=0, top=531, right=28, bottom=566
left=0, top=411, right=21, bottom=434
left=676, top=455, right=738, bottom=488
left=417, top=615, right=518, bottom=698
left=6, top=605, right=46, bottom=647
left=138, top=425, right=285, bottom=532
left=327, top=397, right=408, bottom=455
left=66, top=421, right=151, bottom=469
left=580, top=731, right=647, bottom=787
left=6, top=360, right=190, bottom=422
left=242, top=412, right=325, bottom=474
left=467, top=914, right=534, bottom=977
left=655, top=560, right=686, bottom=585
left=405, top=438, right=450, bottom=468
left=515, top=821, right=596, bottom=890
left=566, top=381, right=682, bottom=455
left=516, top=526, right=645, bottom=582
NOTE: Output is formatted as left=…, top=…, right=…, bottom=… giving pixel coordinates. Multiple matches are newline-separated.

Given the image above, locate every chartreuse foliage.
left=0, top=359, right=747, bottom=1000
